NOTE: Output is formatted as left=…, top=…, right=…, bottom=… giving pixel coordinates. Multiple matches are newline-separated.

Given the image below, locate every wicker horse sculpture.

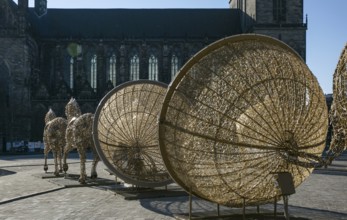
left=63, top=98, right=100, bottom=184
left=43, top=108, right=68, bottom=176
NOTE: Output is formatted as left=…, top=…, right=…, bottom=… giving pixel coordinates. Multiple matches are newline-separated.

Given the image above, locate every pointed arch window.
left=109, top=54, right=117, bottom=86
left=69, top=57, right=74, bottom=89
left=171, top=55, right=179, bottom=80
left=130, top=54, right=139, bottom=81
left=148, top=55, right=158, bottom=81
left=91, top=54, right=97, bottom=91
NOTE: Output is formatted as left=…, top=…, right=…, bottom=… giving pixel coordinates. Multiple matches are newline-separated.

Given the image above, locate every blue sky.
left=304, top=0, right=347, bottom=94
left=18, top=0, right=347, bottom=94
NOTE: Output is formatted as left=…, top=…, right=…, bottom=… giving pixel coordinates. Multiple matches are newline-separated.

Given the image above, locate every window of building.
left=109, top=54, right=117, bottom=86
left=237, top=0, right=243, bottom=9
left=171, top=55, right=179, bottom=80
left=130, top=54, right=139, bottom=81
left=148, top=55, right=158, bottom=81
left=69, top=57, right=74, bottom=89
left=91, top=55, right=97, bottom=91
left=273, top=0, right=286, bottom=23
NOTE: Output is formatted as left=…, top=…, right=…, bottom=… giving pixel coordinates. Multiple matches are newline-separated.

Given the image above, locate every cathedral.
left=0, top=0, right=306, bottom=151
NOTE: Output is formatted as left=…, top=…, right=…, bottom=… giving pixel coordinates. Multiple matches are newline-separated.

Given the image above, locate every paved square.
left=0, top=153, right=346, bottom=220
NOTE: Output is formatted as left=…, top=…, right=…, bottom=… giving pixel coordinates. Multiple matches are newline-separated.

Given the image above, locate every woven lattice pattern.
left=159, top=35, right=328, bottom=207
left=93, top=81, right=172, bottom=187
left=63, top=98, right=100, bottom=184
left=64, top=98, right=82, bottom=156
left=43, top=108, right=67, bottom=176
left=44, top=108, right=56, bottom=124
left=330, top=44, right=347, bottom=159
left=65, top=98, right=82, bottom=121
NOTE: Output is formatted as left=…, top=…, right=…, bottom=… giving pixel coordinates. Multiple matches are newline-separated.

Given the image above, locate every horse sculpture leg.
left=63, top=150, right=69, bottom=173
left=63, top=143, right=73, bottom=173
left=53, top=150, right=60, bottom=176
left=58, top=148, right=63, bottom=173
left=44, top=154, right=48, bottom=173
left=78, top=148, right=87, bottom=184
left=43, top=145, right=50, bottom=172
left=91, top=147, right=100, bottom=179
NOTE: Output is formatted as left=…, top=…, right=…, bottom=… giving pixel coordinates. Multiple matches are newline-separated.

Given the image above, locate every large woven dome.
left=330, top=44, right=347, bottom=158
left=158, top=34, right=328, bottom=207
left=93, top=80, right=172, bottom=187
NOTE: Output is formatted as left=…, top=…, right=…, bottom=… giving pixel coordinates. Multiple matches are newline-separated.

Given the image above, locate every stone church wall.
left=254, top=28, right=306, bottom=59
left=0, top=37, right=32, bottom=147
left=0, top=0, right=308, bottom=149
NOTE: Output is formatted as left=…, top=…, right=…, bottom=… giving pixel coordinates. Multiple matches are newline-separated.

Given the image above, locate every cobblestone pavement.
left=0, top=152, right=347, bottom=220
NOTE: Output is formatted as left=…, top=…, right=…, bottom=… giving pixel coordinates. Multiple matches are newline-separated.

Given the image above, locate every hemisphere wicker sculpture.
left=63, top=98, right=100, bottom=184
left=328, top=43, right=347, bottom=164
left=158, top=34, right=328, bottom=207
left=93, top=80, right=172, bottom=187
left=43, top=108, right=68, bottom=176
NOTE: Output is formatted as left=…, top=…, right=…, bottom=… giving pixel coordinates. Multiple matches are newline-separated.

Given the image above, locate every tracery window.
left=273, top=0, right=286, bottom=23
left=69, top=57, right=74, bottom=89
left=109, top=54, right=117, bottom=86
left=171, top=55, right=179, bottom=80
left=91, top=54, right=97, bottom=91
left=148, top=55, right=158, bottom=81
left=130, top=54, right=139, bottom=81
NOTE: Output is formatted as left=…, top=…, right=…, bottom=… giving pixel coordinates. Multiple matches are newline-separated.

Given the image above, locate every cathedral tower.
left=230, top=0, right=307, bottom=60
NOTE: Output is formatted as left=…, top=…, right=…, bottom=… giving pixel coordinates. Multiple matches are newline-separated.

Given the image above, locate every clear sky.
left=16, top=0, right=347, bottom=94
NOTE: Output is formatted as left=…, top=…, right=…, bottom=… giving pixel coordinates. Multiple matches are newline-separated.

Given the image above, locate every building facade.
left=0, top=0, right=307, bottom=151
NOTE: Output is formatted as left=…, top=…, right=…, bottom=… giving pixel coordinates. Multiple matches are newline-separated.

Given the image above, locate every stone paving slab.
left=174, top=213, right=308, bottom=220
left=45, top=174, right=116, bottom=188
left=0, top=153, right=347, bottom=220
left=33, top=172, right=65, bottom=179
left=112, top=188, right=188, bottom=200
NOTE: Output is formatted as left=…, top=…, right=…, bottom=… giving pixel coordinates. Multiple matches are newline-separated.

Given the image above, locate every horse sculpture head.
left=65, top=97, right=82, bottom=121
left=44, top=108, right=56, bottom=125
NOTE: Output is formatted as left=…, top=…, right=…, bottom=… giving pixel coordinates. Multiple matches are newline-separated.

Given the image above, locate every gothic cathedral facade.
left=0, top=0, right=306, bottom=151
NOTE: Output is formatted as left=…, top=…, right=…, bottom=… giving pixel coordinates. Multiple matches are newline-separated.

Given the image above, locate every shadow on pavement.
left=139, top=196, right=347, bottom=220
left=0, top=168, right=16, bottom=176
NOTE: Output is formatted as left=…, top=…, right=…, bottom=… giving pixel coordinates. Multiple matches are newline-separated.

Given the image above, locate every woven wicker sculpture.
left=93, top=80, right=172, bottom=187
left=63, top=98, right=82, bottom=172
left=329, top=43, right=347, bottom=164
left=63, top=98, right=100, bottom=184
left=43, top=108, right=67, bottom=176
left=158, top=34, right=328, bottom=207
